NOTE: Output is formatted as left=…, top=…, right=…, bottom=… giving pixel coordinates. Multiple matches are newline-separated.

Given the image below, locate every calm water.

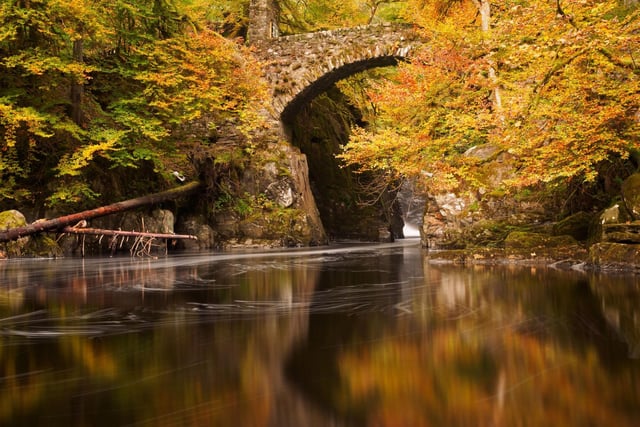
left=1, top=240, right=639, bottom=426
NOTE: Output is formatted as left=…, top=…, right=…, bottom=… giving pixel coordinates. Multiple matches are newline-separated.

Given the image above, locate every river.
left=1, top=239, right=639, bottom=426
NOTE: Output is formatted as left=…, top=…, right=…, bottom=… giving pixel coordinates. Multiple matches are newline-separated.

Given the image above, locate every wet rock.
left=589, top=242, right=640, bottom=272
left=175, top=216, right=215, bottom=250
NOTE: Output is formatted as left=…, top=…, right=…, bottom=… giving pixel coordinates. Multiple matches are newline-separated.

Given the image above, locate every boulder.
left=0, top=210, right=62, bottom=258
left=0, top=209, right=27, bottom=229
left=175, top=216, right=215, bottom=250
left=0, top=210, right=29, bottom=257
left=601, top=204, right=626, bottom=225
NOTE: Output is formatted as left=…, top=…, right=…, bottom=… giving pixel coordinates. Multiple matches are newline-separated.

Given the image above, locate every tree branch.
left=61, top=227, right=197, bottom=240
left=0, top=181, right=201, bottom=242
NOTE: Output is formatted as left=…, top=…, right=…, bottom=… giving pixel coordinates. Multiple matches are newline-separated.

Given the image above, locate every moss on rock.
left=0, top=210, right=62, bottom=258
left=0, top=210, right=29, bottom=258
left=27, top=235, right=63, bottom=258
left=505, top=231, right=577, bottom=248
left=589, top=242, right=640, bottom=272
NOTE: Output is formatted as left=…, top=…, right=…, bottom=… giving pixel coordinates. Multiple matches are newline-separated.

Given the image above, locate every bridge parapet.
left=253, top=23, right=423, bottom=122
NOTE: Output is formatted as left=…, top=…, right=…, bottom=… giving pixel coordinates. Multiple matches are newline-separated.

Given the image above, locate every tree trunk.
left=0, top=181, right=201, bottom=242
left=471, top=0, right=503, bottom=117
left=71, top=37, right=84, bottom=125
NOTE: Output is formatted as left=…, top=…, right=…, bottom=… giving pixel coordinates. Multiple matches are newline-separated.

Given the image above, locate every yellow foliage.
left=341, top=0, right=640, bottom=191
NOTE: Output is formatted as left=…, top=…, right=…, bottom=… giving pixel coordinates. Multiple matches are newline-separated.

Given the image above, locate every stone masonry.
left=247, top=1, right=423, bottom=124
left=255, top=25, right=422, bottom=123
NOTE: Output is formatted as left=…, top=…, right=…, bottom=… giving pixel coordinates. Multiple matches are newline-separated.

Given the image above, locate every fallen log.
left=61, top=226, right=198, bottom=240
left=0, top=181, right=201, bottom=243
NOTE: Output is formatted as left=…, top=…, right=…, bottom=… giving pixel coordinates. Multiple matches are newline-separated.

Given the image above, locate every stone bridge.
left=248, top=1, right=423, bottom=124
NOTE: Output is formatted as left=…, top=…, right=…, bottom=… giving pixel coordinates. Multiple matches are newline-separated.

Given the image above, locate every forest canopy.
left=0, top=0, right=638, bottom=214
left=339, top=0, right=640, bottom=194
left=0, top=0, right=267, bottom=211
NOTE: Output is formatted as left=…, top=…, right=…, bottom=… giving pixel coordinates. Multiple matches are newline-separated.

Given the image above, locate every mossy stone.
left=552, top=211, right=593, bottom=241
left=504, top=231, right=547, bottom=248
left=27, top=235, right=63, bottom=258
left=504, top=231, right=577, bottom=249
left=589, top=243, right=640, bottom=271
left=0, top=209, right=27, bottom=229
left=0, top=210, right=62, bottom=258
left=0, top=210, right=28, bottom=257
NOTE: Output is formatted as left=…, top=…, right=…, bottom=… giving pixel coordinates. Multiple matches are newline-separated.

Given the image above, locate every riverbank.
left=427, top=242, right=640, bottom=274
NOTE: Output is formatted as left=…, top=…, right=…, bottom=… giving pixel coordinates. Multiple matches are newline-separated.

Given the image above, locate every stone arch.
left=253, top=24, right=421, bottom=124
left=247, top=20, right=425, bottom=242
left=280, top=55, right=403, bottom=124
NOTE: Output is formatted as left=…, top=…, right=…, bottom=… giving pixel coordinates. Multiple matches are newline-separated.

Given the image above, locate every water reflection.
left=1, top=242, right=639, bottom=426
left=0, top=251, right=324, bottom=426
left=288, top=263, right=640, bottom=426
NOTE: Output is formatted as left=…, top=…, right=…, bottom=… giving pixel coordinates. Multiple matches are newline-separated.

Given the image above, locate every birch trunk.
left=471, top=0, right=503, bottom=115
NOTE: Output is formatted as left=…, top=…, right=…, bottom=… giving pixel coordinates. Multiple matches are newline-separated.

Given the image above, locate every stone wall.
left=248, top=0, right=279, bottom=44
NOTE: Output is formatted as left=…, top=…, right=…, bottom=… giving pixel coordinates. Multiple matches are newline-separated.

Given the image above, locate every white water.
left=403, top=223, right=421, bottom=238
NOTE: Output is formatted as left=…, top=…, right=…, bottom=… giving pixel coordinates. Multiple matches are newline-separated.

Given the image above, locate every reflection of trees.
left=590, top=275, right=640, bottom=359
left=288, top=264, right=640, bottom=426
left=335, top=326, right=640, bottom=426
left=3, top=251, right=640, bottom=426
left=432, top=266, right=632, bottom=364
left=0, top=256, right=329, bottom=426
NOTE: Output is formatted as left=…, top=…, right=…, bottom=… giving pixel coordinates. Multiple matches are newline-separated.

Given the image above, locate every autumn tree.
left=277, top=0, right=405, bottom=34
left=0, top=0, right=266, bottom=211
left=340, top=0, right=640, bottom=196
